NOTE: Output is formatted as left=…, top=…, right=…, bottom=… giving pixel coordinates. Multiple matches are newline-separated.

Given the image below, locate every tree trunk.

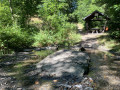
left=9, top=0, right=14, bottom=20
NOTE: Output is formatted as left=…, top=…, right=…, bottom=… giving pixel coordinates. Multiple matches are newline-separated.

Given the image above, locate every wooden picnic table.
left=91, top=28, right=100, bottom=33
left=90, top=28, right=105, bottom=33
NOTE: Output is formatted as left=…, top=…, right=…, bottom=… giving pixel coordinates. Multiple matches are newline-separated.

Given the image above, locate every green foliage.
left=0, top=0, right=42, bottom=27
left=73, top=0, right=105, bottom=22
left=37, top=0, right=68, bottom=31
left=0, top=0, right=81, bottom=51
left=33, top=30, right=55, bottom=47
left=33, top=30, right=81, bottom=47
left=35, top=50, right=55, bottom=59
left=34, top=0, right=81, bottom=47
left=0, top=3, right=12, bottom=26
left=33, top=24, right=81, bottom=47
left=97, top=0, right=120, bottom=39
left=0, top=23, right=34, bottom=51
left=110, top=30, right=120, bottom=39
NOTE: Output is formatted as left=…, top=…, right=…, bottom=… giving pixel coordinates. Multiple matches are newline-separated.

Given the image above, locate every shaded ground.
left=0, top=50, right=55, bottom=90
left=80, top=33, right=120, bottom=90
left=0, top=48, right=92, bottom=90
left=87, top=50, right=120, bottom=90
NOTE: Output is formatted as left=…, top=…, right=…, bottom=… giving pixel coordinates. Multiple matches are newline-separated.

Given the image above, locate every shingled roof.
left=83, top=10, right=110, bottom=21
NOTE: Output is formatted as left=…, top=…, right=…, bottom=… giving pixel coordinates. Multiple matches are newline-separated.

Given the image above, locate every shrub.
left=33, top=23, right=81, bottom=47
left=110, top=30, right=120, bottom=39
left=108, top=22, right=120, bottom=39
left=0, top=3, right=12, bottom=26
left=0, top=24, right=34, bottom=51
left=68, top=31, right=81, bottom=45
left=63, top=23, right=78, bottom=31
left=33, top=30, right=55, bottom=47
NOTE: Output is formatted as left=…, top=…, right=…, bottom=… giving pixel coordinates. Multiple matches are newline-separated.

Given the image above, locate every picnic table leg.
left=96, top=30, right=98, bottom=33
left=102, top=30, right=104, bottom=33
left=92, top=30, right=94, bottom=34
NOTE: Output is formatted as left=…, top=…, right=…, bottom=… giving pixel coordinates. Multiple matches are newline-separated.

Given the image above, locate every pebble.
left=17, top=87, right=23, bottom=90
left=53, top=80, right=58, bottom=83
left=54, top=77, right=94, bottom=89
left=60, top=84, right=72, bottom=88
left=84, top=87, right=93, bottom=90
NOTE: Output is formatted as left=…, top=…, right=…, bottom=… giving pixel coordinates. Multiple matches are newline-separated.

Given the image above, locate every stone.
left=34, top=48, right=41, bottom=51
left=36, top=49, right=90, bottom=78
left=114, top=56, right=120, bottom=60
left=35, top=81, right=39, bottom=85
left=0, top=87, right=5, bottom=90
left=84, top=87, right=93, bottom=90
left=82, top=43, right=92, bottom=48
left=17, top=87, right=23, bottom=90
left=89, top=78, right=93, bottom=83
left=23, top=49, right=33, bottom=52
left=73, top=84, right=83, bottom=89
left=70, top=46, right=80, bottom=51
left=61, top=84, right=72, bottom=88
left=46, top=46, right=57, bottom=50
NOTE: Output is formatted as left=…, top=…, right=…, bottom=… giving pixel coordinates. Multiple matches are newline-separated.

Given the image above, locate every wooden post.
left=85, top=21, right=89, bottom=30
left=103, top=21, right=107, bottom=32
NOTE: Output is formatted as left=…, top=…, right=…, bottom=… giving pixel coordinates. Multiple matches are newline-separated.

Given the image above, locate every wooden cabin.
left=83, top=10, right=110, bottom=33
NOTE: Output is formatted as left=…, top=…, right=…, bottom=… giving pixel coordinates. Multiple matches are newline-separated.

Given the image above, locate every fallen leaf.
left=35, top=81, right=39, bottom=85
left=53, top=80, right=58, bottom=83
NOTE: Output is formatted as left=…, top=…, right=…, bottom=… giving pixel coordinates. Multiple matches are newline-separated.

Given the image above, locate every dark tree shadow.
left=0, top=50, right=54, bottom=89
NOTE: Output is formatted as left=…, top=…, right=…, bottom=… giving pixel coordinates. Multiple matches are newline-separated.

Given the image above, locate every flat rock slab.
left=36, top=49, right=90, bottom=78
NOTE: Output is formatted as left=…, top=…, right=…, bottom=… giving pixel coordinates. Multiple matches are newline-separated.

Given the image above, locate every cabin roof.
left=83, top=10, right=110, bottom=21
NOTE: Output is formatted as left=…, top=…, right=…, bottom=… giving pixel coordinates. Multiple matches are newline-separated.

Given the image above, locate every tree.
left=73, top=0, right=105, bottom=22
left=0, top=2, right=12, bottom=26
left=11, top=0, right=42, bottom=27
left=0, top=0, right=42, bottom=27
left=97, top=0, right=120, bottom=39
left=8, top=0, right=14, bottom=20
left=37, top=0, right=69, bottom=31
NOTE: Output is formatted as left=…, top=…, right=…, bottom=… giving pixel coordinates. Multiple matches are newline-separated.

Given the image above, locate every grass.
left=98, top=34, right=120, bottom=53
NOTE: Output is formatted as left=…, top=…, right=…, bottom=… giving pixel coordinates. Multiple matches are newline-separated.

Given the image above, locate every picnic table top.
left=91, top=28, right=100, bottom=30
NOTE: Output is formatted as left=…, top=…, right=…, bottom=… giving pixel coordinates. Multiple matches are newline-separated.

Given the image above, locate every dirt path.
left=81, top=33, right=120, bottom=90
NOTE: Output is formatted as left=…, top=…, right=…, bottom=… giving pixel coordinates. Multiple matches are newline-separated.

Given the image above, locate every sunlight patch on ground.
left=77, top=23, right=84, bottom=30
left=107, top=76, right=120, bottom=85
left=30, top=17, right=43, bottom=24
left=38, top=82, right=52, bottom=90
left=98, top=33, right=120, bottom=53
